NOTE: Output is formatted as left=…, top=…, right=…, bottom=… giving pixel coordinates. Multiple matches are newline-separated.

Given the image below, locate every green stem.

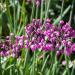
left=40, top=0, right=44, bottom=20
left=30, top=0, right=35, bottom=22
left=41, top=54, right=49, bottom=72
left=51, top=52, right=58, bottom=75
left=69, top=0, right=74, bottom=25
left=23, top=49, right=29, bottom=74
left=5, top=0, right=13, bottom=33
left=71, top=60, right=75, bottom=75
left=60, top=0, right=64, bottom=19
left=13, top=0, right=16, bottom=34
left=44, top=0, right=51, bottom=24
left=33, top=51, right=36, bottom=75
left=10, top=69, right=12, bottom=75
left=53, top=5, right=71, bottom=25
left=64, top=47, right=70, bottom=75
left=36, top=6, right=38, bottom=19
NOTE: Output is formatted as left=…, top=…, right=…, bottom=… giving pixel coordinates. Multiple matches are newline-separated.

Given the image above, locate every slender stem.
left=64, top=47, right=70, bottom=75
left=52, top=52, right=58, bottom=75
left=36, top=6, right=38, bottom=19
left=0, top=57, right=1, bottom=75
left=33, top=51, right=36, bottom=75
left=0, top=11, right=2, bottom=36
left=44, top=0, right=51, bottom=24
left=5, top=0, right=13, bottom=32
left=71, top=60, right=75, bottom=75
left=13, top=0, right=16, bottom=33
left=69, top=0, right=74, bottom=25
left=41, top=54, right=49, bottom=72
left=60, top=0, right=64, bottom=19
left=23, top=49, right=29, bottom=74
left=30, top=0, right=35, bottom=22
left=53, top=5, right=71, bottom=25
left=43, top=51, right=45, bottom=63
left=40, top=0, right=44, bottom=20
left=10, top=69, right=12, bottom=75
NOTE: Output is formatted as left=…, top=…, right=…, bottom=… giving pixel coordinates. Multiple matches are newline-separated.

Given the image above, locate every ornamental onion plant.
left=0, top=0, right=75, bottom=75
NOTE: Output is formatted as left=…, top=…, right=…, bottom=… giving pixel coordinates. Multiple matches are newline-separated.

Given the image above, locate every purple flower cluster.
left=0, top=19, right=75, bottom=57
left=25, top=19, right=75, bottom=55
left=0, top=34, right=25, bottom=57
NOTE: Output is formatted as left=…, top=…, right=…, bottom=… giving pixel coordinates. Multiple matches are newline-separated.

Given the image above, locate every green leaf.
left=53, top=5, right=71, bottom=25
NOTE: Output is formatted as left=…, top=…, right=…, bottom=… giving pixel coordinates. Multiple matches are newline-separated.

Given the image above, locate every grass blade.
left=53, top=5, right=71, bottom=25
